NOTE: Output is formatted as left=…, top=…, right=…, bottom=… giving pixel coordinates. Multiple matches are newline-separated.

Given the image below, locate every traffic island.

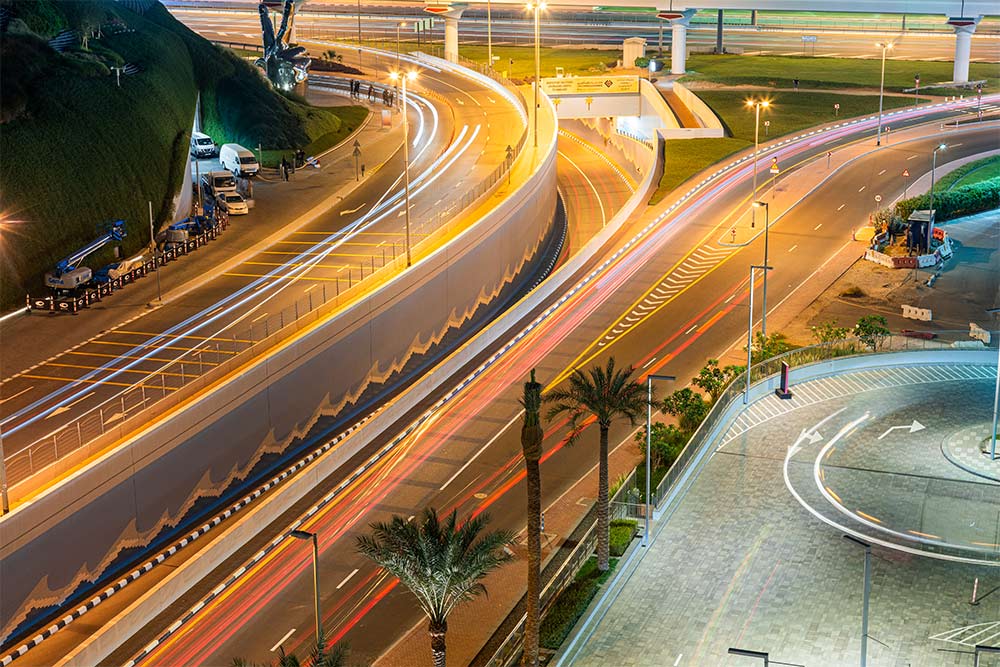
left=941, top=424, right=1000, bottom=482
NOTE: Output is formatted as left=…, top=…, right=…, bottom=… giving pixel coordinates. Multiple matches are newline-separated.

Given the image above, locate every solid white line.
left=642, top=357, right=658, bottom=369
left=336, top=568, right=359, bottom=590
left=0, top=386, right=33, bottom=404
left=674, top=654, right=683, bottom=666
left=684, top=325, right=698, bottom=334
left=439, top=411, right=522, bottom=491
left=270, top=628, right=295, bottom=652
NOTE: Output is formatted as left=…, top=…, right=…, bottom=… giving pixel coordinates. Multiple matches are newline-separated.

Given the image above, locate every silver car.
left=216, top=192, right=249, bottom=216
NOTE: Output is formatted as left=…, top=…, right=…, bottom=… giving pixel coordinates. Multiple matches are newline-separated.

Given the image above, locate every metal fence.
left=3, top=53, right=531, bottom=490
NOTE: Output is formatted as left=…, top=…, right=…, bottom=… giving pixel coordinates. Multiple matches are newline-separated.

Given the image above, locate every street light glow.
left=525, top=1, right=546, bottom=10
left=389, top=70, right=418, bottom=82
left=745, top=98, right=770, bottom=109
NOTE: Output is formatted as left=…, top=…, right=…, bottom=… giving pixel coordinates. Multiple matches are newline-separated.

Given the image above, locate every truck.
left=45, top=220, right=127, bottom=291
left=200, top=170, right=237, bottom=198
left=162, top=215, right=218, bottom=251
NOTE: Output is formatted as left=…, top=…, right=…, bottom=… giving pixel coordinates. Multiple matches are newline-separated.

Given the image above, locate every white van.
left=219, top=143, right=259, bottom=177
left=190, top=131, right=216, bottom=158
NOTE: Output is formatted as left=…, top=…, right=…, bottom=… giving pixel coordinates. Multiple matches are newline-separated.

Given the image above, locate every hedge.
left=893, top=177, right=1000, bottom=224
left=609, top=519, right=638, bottom=557
left=539, top=557, right=618, bottom=650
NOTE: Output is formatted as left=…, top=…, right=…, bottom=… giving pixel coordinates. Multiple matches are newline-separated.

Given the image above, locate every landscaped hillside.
left=0, top=0, right=364, bottom=308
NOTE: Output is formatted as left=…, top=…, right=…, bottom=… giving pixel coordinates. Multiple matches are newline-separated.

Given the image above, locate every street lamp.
left=744, top=263, right=772, bottom=404
left=752, top=201, right=771, bottom=338
left=728, top=648, right=769, bottom=666
left=290, top=529, right=322, bottom=645
left=929, top=143, right=947, bottom=246
left=843, top=534, right=872, bottom=667
left=745, top=98, right=770, bottom=228
left=0, top=423, right=9, bottom=514
left=487, top=0, right=494, bottom=71
left=644, top=373, right=674, bottom=546
left=390, top=70, right=418, bottom=267
left=875, top=42, right=893, bottom=146
left=526, top=1, right=546, bottom=148
left=396, top=21, right=406, bottom=72
left=988, top=307, right=1000, bottom=460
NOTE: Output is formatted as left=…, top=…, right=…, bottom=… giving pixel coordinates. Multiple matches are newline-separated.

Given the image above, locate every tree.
left=855, top=314, right=890, bottom=352
left=691, top=359, right=741, bottom=403
left=634, top=422, right=687, bottom=469
left=232, top=630, right=347, bottom=667
left=811, top=320, right=850, bottom=344
left=545, top=357, right=649, bottom=572
left=747, top=331, right=794, bottom=365
left=356, top=508, right=514, bottom=667
left=661, top=388, right=710, bottom=434
left=520, top=370, right=543, bottom=667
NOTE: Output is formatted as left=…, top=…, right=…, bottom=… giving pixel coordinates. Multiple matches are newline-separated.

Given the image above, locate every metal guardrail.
left=3, top=48, right=531, bottom=491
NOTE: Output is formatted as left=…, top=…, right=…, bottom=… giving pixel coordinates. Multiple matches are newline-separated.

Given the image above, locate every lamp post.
left=527, top=2, right=546, bottom=148
left=753, top=201, right=770, bottom=338
left=291, top=529, right=322, bottom=645
left=391, top=70, right=417, bottom=267
left=988, top=307, right=1000, bottom=460
left=928, top=143, right=947, bottom=247
left=843, top=534, right=872, bottom=667
left=356, top=0, right=362, bottom=68
left=728, top=648, right=769, bottom=666
left=875, top=42, right=893, bottom=146
left=487, top=0, right=494, bottom=70
left=745, top=98, right=770, bottom=228
left=0, top=423, right=9, bottom=514
left=396, top=21, right=406, bottom=72
left=644, top=374, right=674, bottom=546
left=744, top=263, right=771, bottom=404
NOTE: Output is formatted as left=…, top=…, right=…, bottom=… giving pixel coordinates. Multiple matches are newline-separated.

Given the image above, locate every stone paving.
left=944, top=425, right=1000, bottom=483
left=567, top=366, right=1000, bottom=667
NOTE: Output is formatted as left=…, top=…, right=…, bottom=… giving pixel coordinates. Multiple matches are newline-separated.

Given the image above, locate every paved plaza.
left=565, top=364, right=1000, bottom=667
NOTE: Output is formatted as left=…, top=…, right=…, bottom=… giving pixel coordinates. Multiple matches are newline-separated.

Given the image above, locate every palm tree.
left=520, top=370, right=544, bottom=667
left=545, top=357, right=648, bottom=572
left=232, top=630, right=347, bottom=667
left=356, top=508, right=515, bottom=667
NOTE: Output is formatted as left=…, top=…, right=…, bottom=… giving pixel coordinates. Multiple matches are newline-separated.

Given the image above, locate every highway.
left=106, top=99, right=999, bottom=665
left=0, top=55, right=525, bottom=493
left=171, top=5, right=1000, bottom=63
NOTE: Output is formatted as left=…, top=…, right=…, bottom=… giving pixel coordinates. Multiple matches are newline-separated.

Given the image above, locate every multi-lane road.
left=108, top=99, right=1000, bottom=665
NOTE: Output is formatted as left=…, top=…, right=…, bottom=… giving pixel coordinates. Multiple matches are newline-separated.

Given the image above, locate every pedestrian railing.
left=2, top=49, right=531, bottom=492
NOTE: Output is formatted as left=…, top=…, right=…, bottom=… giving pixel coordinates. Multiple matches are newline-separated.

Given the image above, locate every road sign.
left=902, top=168, right=910, bottom=177
left=801, top=35, right=818, bottom=43
left=834, top=103, right=840, bottom=110
left=764, top=120, right=770, bottom=126
left=769, top=158, right=779, bottom=175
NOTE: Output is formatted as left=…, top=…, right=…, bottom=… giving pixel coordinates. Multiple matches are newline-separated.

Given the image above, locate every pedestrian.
left=793, top=78, right=800, bottom=91
left=368, top=84, right=374, bottom=101
left=361, top=163, right=366, bottom=178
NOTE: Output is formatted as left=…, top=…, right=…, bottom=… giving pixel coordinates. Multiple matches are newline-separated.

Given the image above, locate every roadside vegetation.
left=937, top=155, right=1000, bottom=191
left=0, top=0, right=364, bottom=309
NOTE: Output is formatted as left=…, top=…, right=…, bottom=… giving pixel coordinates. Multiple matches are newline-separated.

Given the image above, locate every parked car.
left=190, top=131, right=217, bottom=158
left=201, top=170, right=237, bottom=198
left=219, top=143, right=259, bottom=177
left=216, top=191, right=249, bottom=216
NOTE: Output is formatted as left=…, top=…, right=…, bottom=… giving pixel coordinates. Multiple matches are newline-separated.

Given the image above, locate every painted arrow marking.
left=877, top=419, right=925, bottom=440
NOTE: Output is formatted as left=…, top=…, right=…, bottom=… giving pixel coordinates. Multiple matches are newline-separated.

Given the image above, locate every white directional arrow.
left=877, top=419, right=925, bottom=440
left=799, top=428, right=824, bottom=445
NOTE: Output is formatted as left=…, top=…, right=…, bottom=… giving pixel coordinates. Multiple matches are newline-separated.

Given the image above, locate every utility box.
left=623, top=37, right=647, bottom=68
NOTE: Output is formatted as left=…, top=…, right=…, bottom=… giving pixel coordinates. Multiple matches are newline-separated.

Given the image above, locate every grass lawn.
left=649, top=90, right=917, bottom=204
left=458, top=44, right=619, bottom=79
left=939, top=155, right=1000, bottom=191
left=682, top=54, right=998, bottom=93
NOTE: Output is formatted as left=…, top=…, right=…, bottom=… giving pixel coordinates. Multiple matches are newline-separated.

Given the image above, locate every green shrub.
left=636, top=422, right=687, bottom=469
left=893, top=177, right=1000, bottom=224
left=539, top=557, right=618, bottom=650
left=609, top=519, right=637, bottom=557
left=634, top=56, right=650, bottom=69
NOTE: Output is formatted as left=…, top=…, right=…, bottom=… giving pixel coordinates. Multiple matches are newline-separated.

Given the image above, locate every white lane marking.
left=952, top=142, right=963, bottom=147
left=788, top=244, right=798, bottom=253
left=336, top=568, right=359, bottom=590
left=642, top=357, right=658, bottom=369
left=878, top=169, right=886, bottom=175
left=45, top=392, right=94, bottom=419
left=684, top=324, right=698, bottom=335
left=251, top=312, right=268, bottom=323
left=858, top=185, right=866, bottom=192
left=674, top=655, right=683, bottom=667
left=270, top=628, right=296, bottom=652
left=439, top=410, right=523, bottom=491
left=907, top=154, right=918, bottom=160
left=340, top=203, right=366, bottom=216
left=814, top=223, right=823, bottom=230
left=0, top=385, right=34, bottom=404
left=837, top=204, right=846, bottom=211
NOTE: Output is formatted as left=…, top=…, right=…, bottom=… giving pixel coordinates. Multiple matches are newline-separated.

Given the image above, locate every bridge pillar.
left=658, top=9, right=696, bottom=75
left=948, top=16, right=981, bottom=84
left=425, top=3, right=468, bottom=64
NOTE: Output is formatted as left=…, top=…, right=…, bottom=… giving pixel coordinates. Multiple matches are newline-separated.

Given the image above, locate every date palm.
left=520, top=370, right=544, bottom=667
left=356, top=508, right=515, bottom=667
left=545, top=357, right=648, bottom=571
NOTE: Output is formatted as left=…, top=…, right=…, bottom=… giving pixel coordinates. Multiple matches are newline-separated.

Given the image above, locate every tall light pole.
left=745, top=98, right=770, bottom=228
left=487, top=0, right=494, bottom=70
left=744, top=263, right=771, bottom=404
left=291, top=529, right=322, bottom=645
left=0, top=423, right=9, bottom=514
left=356, top=0, right=362, bottom=68
left=391, top=70, right=417, bottom=267
left=644, top=374, right=674, bottom=546
left=527, top=2, right=546, bottom=148
left=875, top=42, right=893, bottom=146
left=753, top=201, right=771, bottom=338
left=396, top=21, right=406, bottom=72
left=988, top=307, right=1000, bottom=460
left=844, top=534, right=872, bottom=667
left=929, top=143, right=946, bottom=247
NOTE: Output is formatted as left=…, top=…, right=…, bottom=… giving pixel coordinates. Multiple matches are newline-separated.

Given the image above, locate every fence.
left=2, top=52, right=531, bottom=491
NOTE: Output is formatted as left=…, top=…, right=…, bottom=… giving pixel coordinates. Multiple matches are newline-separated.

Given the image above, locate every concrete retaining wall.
left=662, top=81, right=726, bottom=138
left=0, top=71, right=557, bottom=649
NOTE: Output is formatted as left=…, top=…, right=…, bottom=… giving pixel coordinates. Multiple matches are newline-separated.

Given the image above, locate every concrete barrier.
left=902, top=304, right=933, bottom=321
left=663, top=81, right=725, bottom=138
left=55, top=95, right=664, bottom=667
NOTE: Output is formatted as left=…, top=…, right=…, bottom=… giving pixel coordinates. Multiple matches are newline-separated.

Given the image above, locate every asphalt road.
left=114, top=107, right=1000, bottom=664
left=172, top=5, right=1000, bottom=63
left=0, top=57, right=524, bottom=488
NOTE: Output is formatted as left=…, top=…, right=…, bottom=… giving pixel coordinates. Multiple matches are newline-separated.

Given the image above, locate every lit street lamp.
left=290, top=529, right=322, bottom=645
left=643, top=373, right=674, bottom=546
left=875, top=41, right=893, bottom=146
left=745, top=98, right=770, bottom=227
left=929, top=143, right=946, bottom=247
left=744, top=263, right=771, bottom=404
left=396, top=21, right=406, bottom=72
left=753, top=201, right=771, bottom=338
left=487, top=0, right=494, bottom=70
left=0, top=423, right=9, bottom=514
left=526, top=1, right=546, bottom=148
left=843, top=534, right=872, bottom=667
left=988, top=307, right=1000, bottom=460
left=390, top=70, right=417, bottom=267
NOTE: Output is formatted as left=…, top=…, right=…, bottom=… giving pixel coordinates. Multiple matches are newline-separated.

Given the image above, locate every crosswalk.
left=722, top=363, right=995, bottom=445
left=931, top=621, right=1000, bottom=647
